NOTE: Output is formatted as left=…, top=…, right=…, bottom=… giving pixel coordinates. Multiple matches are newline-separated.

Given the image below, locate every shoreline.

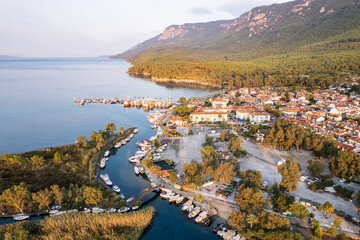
left=151, top=77, right=221, bottom=89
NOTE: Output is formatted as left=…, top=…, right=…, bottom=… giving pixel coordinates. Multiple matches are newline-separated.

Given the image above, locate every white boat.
left=134, top=128, right=139, bottom=134
left=92, top=207, right=105, bottom=213
left=189, top=206, right=201, bottom=218
left=126, top=197, right=134, bottom=203
left=13, top=214, right=29, bottom=221
left=130, top=133, right=134, bottom=138
left=115, top=142, right=122, bottom=148
left=176, top=195, right=185, bottom=205
left=104, top=150, right=110, bottom=157
left=113, top=185, right=121, bottom=193
left=224, top=230, right=236, bottom=240
left=106, top=208, right=117, bottom=213
left=49, top=210, right=59, bottom=216
left=182, top=200, right=192, bottom=211
left=54, top=211, right=66, bottom=216
left=129, top=156, right=139, bottom=163
left=169, top=194, right=179, bottom=203
left=105, top=179, right=112, bottom=186
left=134, top=166, right=140, bottom=175
left=132, top=206, right=139, bottom=210
left=120, top=194, right=125, bottom=199
left=121, top=140, right=127, bottom=145
left=118, top=207, right=130, bottom=213
left=195, top=211, right=208, bottom=223
left=99, top=159, right=106, bottom=169
left=84, top=208, right=91, bottom=213
left=187, top=204, right=194, bottom=213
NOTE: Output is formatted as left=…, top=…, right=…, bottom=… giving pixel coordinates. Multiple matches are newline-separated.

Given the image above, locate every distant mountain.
left=111, top=0, right=360, bottom=88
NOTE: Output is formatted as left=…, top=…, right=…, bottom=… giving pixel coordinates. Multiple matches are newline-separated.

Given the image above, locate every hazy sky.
left=0, top=0, right=290, bottom=57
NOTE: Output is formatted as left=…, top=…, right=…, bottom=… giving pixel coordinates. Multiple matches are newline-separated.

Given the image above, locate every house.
left=249, top=111, right=271, bottom=124
left=168, top=116, right=187, bottom=126
left=189, top=112, right=228, bottom=123
left=212, top=97, right=229, bottom=108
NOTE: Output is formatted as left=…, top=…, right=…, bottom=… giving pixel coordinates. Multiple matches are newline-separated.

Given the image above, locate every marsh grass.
left=0, top=207, right=155, bottom=240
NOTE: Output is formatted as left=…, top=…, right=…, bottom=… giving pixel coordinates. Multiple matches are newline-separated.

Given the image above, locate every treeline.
left=0, top=123, right=129, bottom=214
left=128, top=50, right=359, bottom=89
left=264, top=119, right=360, bottom=179
left=0, top=183, right=125, bottom=214
left=0, top=207, right=155, bottom=240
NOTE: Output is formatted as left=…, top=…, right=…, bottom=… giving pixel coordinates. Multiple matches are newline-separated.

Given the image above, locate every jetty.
left=74, top=96, right=173, bottom=109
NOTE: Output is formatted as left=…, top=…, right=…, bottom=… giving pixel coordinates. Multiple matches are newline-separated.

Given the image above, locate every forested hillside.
left=112, top=0, right=360, bottom=88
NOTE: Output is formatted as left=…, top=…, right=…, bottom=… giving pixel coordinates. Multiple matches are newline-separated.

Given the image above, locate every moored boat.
left=134, top=166, right=140, bottom=175
left=169, top=194, right=179, bottom=203
left=113, top=185, right=121, bottom=193
left=176, top=195, right=185, bottom=205
left=13, top=214, right=29, bottom=221
left=104, top=150, right=110, bottom=157
left=195, top=211, right=207, bottom=223
left=203, top=215, right=215, bottom=227
left=182, top=200, right=192, bottom=211
left=188, top=206, right=201, bottom=219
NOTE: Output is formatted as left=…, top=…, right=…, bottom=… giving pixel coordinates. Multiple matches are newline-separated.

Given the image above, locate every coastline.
left=151, top=77, right=221, bottom=89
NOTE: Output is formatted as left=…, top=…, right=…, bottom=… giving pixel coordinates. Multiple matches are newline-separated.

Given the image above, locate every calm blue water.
left=0, top=58, right=219, bottom=239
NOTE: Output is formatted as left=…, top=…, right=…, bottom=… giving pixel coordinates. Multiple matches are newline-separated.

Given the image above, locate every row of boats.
left=74, top=97, right=173, bottom=109
left=213, top=223, right=246, bottom=240
left=99, top=173, right=125, bottom=199
left=160, top=189, right=215, bottom=226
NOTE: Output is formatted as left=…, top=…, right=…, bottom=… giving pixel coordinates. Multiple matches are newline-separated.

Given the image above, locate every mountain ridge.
left=111, top=0, right=360, bottom=88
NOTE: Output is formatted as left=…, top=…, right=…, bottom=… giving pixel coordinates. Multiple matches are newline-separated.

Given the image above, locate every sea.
left=0, top=58, right=220, bottom=239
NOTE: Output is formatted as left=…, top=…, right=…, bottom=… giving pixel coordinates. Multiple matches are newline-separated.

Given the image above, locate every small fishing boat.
left=126, top=197, right=134, bottom=203
left=118, top=207, right=130, bottom=213
left=92, top=207, right=105, bottom=213
left=106, top=208, right=117, bottom=213
left=203, top=216, right=215, bottom=227
left=187, top=204, right=194, bottom=213
left=132, top=206, right=139, bottom=210
left=115, top=142, right=122, bottom=148
left=134, top=166, right=140, bottom=175
left=99, top=159, right=106, bottom=169
left=176, top=195, right=185, bottom=205
left=195, top=211, right=208, bottom=223
left=134, top=128, right=139, bottom=134
left=139, top=165, right=145, bottom=174
left=120, top=193, right=125, bottom=199
left=13, top=214, right=29, bottom=221
left=113, top=185, right=121, bottom=193
left=188, top=206, right=201, bottom=219
left=104, top=150, right=110, bottom=157
left=182, top=200, right=192, bottom=211
left=169, top=194, right=179, bottom=203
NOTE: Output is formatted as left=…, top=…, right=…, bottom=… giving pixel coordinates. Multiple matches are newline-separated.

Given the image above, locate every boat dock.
left=74, top=97, right=173, bottom=109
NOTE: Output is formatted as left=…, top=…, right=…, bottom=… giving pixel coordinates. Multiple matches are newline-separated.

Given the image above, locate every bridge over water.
left=127, top=186, right=162, bottom=207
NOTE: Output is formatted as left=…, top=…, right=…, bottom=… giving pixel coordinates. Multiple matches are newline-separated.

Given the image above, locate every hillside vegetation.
left=112, top=0, right=360, bottom=88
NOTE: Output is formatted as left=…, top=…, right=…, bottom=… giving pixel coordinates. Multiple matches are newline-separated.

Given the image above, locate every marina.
left=74, top=96, right=174, bottom=110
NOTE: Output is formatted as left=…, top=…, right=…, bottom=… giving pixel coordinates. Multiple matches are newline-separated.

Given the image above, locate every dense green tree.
left=83, top=187, right=102, bottom=206
left=278, top=158, right=301, bottom=192
left=106, top=122, right=116, bottom=135
left=214, top=162, right=235, bottom=185
left=240, top=170, right=263, bottom=189
left=2, top=183, right=30, bottom=213
left=235, top=187, right=266, bottom=213
left=307, top=159, right=325, bottom=177
left=288, top=202, right=309, bottom=221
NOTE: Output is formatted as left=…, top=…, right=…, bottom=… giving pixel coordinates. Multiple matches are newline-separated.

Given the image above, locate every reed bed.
left=40, top=207, right=155, bottom=240
left=0, top=207, right=155, bottom=240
